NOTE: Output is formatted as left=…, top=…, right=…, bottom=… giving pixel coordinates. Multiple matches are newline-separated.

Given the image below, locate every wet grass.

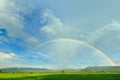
left=0, top=73, right=120, bottom=80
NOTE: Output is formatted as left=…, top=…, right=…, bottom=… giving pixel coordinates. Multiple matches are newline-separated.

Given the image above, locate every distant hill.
left=82, top=66, right=120, bottom=72
left=1, top=66, right=120, bottom=72
left=1, top=68, right=53, bottom=72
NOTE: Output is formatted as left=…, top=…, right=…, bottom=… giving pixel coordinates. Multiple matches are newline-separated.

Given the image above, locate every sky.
left=0, top=0, right=120, bottom=69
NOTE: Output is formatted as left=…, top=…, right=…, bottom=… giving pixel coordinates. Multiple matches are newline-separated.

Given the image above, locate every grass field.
left=0, top=73, right=120, bottom=80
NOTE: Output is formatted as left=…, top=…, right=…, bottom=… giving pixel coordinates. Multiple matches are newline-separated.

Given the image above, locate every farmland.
left=0, top=73, right=120, bottom=80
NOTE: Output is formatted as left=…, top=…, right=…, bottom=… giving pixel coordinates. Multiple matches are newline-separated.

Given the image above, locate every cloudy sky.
left=0, top=0, right=120, bottom=69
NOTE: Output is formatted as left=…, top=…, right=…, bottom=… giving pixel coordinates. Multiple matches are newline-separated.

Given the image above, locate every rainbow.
left=38, top=38, right=117, bottom=66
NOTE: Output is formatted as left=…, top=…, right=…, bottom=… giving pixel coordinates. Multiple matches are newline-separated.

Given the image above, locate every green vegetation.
left=0, top=70, right=2, bottom=73
left=0, top=73, right=120, bottom=80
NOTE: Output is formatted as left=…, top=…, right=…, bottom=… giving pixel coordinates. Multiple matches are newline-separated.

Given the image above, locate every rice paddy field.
left=0, top=73, right=120, bottom=80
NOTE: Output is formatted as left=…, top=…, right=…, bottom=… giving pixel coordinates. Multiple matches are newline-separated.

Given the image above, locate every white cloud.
left=34, top=50, right=51, bottom=59
left=25, top=36, right=41, bottom=49
left=40, top=9, right=64, bottom=38
left=0, top=0, right=23, bottom=37
left=40, top=26, right=56, bottom=34
left=0, top=0, right=41, bottom=49
left=0, top=0, right=7, bottom=8
left=40, top=9, right=87, bottom=40
left=0, top=0, right=24, bottom=37
left=86, top=20, right=120, bottom=44
left=0, top=52, right=16, bottom=60
left=105, top=20, right=120, bottom=30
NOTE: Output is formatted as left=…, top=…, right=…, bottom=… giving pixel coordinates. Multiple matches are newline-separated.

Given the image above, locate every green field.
left=0, top=73, right=120, bottom=80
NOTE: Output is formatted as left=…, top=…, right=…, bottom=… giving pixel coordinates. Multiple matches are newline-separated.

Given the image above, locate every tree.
left=61, top=70, right=65, bottom=73
left=0, top=70, right=2, bottom=73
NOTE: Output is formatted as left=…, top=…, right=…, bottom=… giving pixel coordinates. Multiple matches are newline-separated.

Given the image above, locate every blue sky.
left=0, top=0, right=120, bottom=69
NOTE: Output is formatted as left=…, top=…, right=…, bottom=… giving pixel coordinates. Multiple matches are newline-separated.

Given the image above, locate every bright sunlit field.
left=0, top=73, right=120, bottom=80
